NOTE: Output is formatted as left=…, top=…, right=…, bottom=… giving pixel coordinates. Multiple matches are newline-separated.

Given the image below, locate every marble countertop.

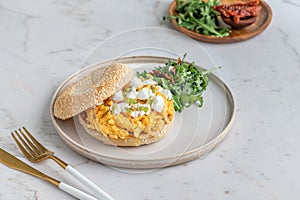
left=1, top=0, right=299, bottom=199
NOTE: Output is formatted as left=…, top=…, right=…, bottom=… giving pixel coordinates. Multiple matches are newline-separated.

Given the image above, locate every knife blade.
left=0, top=148, right=60, bottom=187
left=0, top=148, right=60, bottom=186
left=0, top=148, right=97, bottom=200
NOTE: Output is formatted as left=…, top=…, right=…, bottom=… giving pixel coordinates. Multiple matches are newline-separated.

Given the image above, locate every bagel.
left=53, top=63, right=134, bottom=120
left=53, top=63, right=175, bottom=147
left=78, top=113, right=172, bottom=147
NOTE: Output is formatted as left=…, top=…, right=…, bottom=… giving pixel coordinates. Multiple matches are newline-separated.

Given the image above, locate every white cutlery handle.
left=59, top=182, right=97, bottom=200
left=66, top=165, right=114, bottom=200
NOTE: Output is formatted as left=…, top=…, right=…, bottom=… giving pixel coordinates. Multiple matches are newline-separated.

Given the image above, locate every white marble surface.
left=0, top=0, right=299, bottom=199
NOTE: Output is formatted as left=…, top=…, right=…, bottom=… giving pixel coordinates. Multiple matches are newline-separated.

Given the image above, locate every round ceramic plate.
left=50, top=56, right=236, bottom=169
left=168, top=0, right=272, bottom=43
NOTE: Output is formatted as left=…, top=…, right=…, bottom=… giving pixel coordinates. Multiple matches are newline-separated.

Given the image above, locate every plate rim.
left=50, top=56, right=236, bottom=166
left=168, top=0, right=273, bottom=43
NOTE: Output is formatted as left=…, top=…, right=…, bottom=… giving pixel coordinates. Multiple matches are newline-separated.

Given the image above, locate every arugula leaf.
left=137, top=54, right=220, bottom=112
left=164, top=0, right=230, bottom=37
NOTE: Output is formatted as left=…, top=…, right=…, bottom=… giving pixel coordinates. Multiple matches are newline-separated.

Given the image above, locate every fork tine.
left=14, top=130, right=38, bottom=156
left=11, top=131, right=35, bottom=160
left=18, top=128, right=43, bottom=154
left=22, top=127, right=48, bottom=152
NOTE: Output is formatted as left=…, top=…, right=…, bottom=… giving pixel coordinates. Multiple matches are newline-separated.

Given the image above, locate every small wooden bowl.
left=222, top=16, right=257, bottom=29
left=168, top=0, right=272, bottom=43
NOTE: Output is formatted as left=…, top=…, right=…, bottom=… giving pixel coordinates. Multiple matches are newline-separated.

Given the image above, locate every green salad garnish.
left=164, top=0, right=230, bottom=37
left=137, top=54, right=219, bottom=112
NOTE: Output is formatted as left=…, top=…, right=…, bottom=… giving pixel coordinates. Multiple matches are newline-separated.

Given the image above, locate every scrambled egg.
left=85, top=83, right=175, bottom=140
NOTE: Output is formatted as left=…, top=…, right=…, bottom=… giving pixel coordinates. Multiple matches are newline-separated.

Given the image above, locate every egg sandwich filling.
left=84, top=76, right=175, bottom=140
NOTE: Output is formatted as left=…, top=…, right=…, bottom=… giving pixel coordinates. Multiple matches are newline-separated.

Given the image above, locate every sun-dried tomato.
left=214, top=2, right=261, bottom=24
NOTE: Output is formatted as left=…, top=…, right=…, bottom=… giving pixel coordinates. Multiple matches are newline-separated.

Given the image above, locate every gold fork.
left=12, top=127, right=114, bottom=200
left=0, top=148, right=97, bottom=200
left=12, top=127, right=67, bottom=167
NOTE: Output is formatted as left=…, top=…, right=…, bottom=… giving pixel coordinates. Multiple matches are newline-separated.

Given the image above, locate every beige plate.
left=50, top=56, right=236, bottom=169
left=168, top=0, right=273, bottom=43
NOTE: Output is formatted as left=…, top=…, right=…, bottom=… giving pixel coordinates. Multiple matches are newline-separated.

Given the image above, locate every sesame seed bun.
left=53, top=63, right=134, bottom=120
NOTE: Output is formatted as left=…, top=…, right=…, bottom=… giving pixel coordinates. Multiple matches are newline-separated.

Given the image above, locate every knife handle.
left=59, top=182, right=97, bottom=200
left=65, top=165, right=114, bottom=200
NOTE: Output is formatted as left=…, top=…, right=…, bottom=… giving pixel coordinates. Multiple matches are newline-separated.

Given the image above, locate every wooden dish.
left=168, top=0, right=272, bottom=43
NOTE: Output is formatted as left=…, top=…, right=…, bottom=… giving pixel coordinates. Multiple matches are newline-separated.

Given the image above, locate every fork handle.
left=66, top=165, right=114, bottom=200
left=59, top=182, right=97, bottom=200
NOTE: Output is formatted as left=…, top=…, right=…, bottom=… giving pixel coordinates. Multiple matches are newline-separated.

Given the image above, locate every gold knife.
left=0, top=148, right=97, bottom=200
